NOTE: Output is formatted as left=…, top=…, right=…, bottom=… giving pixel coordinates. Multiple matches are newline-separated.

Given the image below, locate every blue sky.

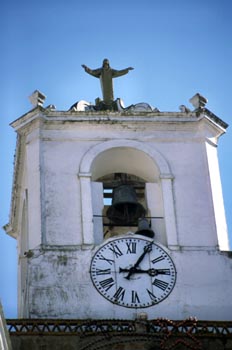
left=1, top=0, right=232, bottom=318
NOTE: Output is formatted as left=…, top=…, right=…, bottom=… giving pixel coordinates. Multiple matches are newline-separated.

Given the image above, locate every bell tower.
left=4, top=69, right=232, bottom=323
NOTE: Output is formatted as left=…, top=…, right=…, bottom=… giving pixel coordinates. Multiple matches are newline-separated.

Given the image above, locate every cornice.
left=10, top=107, right=228, bottom=137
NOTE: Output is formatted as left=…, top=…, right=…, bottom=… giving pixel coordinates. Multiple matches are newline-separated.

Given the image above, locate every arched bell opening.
left=80, top=143, right=172, bottom=246
left=96, top=172, right=151, bottom=239
left=91, top=147, right=166, bottom=244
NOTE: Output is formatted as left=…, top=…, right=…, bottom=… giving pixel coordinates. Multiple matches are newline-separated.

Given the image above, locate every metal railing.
left=6, top=318, right=232, bottom=337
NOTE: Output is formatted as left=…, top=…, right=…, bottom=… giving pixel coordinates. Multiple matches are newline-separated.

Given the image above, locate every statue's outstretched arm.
left=81, top=64, right=101, bottom=78
left=112, top=67, right=134, bottom=78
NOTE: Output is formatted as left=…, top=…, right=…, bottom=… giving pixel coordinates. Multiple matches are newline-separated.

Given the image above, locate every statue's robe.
left=85, top=67, right=130, bottom=105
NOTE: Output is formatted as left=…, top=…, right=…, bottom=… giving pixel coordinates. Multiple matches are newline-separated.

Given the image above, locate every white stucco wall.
left=26, top=244, right=232, bottom=321
left=160, top=141, right=218, bottom=248
left=8, top=110, right=231, bottom=320
left=38, top=121, right=222, bottom=250
left=205, top=141, right=229, bottom=250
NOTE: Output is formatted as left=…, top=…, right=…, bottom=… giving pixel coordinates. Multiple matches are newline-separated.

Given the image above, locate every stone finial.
left=179, top=105, right=191, bottom=113
left=45, top=104, right=56, bottom=110
left=189, top=93, right=208, bottom=109
left=29, top=90, right=46, bottom=107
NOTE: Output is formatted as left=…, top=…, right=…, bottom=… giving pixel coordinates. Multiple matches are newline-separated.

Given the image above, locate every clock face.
left=90, top=236, right=176, bottom=308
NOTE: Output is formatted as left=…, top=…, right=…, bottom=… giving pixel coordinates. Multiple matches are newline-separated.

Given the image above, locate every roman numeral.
left=113, top=287, right=125, bottom=301
left=109, top=244, right=123, bottom=258
left=99, top=278, right=115, bottom=291
left=131, top=290, right=140, bottom=304
left=98, top=254, right=114, bottom=265
left=151, top=255, right=165, bottom=264
left=95, top=268, right=111, bottom=275
left=126, top=242, right=137, bottom=254
left=155, top=269, right=171, bottom=275
left=146, top=289, right=157, bottom=302
left=152, top=278, right=169, bottom=291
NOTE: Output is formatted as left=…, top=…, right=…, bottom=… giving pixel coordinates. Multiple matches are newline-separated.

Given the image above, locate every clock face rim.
left=90, top=235, right=177, bottom=309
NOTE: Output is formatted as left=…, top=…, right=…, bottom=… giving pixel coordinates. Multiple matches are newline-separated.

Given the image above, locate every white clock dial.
left=90, top=236, right=176, bottom=308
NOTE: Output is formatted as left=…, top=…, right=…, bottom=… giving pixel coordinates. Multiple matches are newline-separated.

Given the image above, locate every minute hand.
left=125, top=243, right=153, bottom=280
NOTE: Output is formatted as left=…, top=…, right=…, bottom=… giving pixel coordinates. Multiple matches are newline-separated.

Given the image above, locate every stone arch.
left=79, top=140, right=178, bottom=249
left=80, top=139, right=172, bottom=178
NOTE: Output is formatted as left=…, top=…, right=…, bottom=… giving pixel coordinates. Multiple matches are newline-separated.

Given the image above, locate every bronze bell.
left=106, top=185, right=146, bottom=225
left=135, top=218, right=155, bottom=238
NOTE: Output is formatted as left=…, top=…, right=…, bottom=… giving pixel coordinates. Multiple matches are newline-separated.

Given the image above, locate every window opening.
left=103, top=189, right=113, bottom=206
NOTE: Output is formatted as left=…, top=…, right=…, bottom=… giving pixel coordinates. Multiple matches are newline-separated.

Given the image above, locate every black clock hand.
left=119, top=267, right=157, bottom=277
left=124, top=243, right=153, bottom=280
left=120, top=267, right=170, bottom=277
left=134, top=268, right=157, bottom=276
left=133, top=243, right=153, bottom=268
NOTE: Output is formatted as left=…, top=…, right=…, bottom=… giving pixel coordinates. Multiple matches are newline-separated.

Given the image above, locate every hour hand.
left=119, top=267, right=157, bottom=277
left=121, top=266, right=137, bottom=280
left=119, top=267, right=131, bottom=274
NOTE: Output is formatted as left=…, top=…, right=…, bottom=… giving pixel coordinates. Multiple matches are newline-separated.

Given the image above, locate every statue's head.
left=102, top=58, right=110, bottom=69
